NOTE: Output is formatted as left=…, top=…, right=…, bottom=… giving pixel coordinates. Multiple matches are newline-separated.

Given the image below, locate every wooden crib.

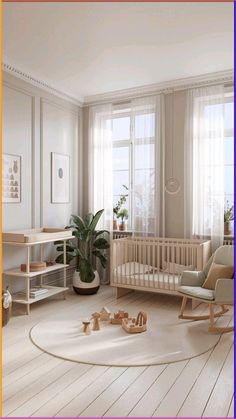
left=111, top=237, right=211, bottom=298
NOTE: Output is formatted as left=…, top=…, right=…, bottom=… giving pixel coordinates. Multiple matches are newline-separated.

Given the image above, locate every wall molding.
left=84, top=69, right=234, bottom=106
left=3, top=62, right=83, bottom=107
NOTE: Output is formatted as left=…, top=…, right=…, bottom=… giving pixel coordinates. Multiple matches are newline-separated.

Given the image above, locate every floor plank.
left=202, top=344, right=234, bottom=417
left=80, top=366, right=145, bottom=417
left=177, top=322, right=233, bottom=417
left=128, top=361, right=187, bottom=417
left=55, top=367, right=126, bottom=417
left=152, top=351, right=212, bottom=417
left=103, top=365, right=166, bottom=417
left=2, top=286, right=234, bottom=418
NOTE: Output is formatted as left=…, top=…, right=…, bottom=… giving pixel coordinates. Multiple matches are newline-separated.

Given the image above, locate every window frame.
left=112, top=107, right=156, bottom=231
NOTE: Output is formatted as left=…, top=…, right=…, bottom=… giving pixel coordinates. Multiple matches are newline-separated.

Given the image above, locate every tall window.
left=112, top=104, right=156, bottom=233
left=204, top=93, right=234, bottom=213
left=223, top=95, right=234, bottom=209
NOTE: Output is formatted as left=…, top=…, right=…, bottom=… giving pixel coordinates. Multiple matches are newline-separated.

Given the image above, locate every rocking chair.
left=178, top=245, right=234, bottom=334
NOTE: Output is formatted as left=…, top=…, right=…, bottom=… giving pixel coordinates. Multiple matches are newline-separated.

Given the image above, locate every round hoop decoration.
left=165, top=177, right=181, bottom=194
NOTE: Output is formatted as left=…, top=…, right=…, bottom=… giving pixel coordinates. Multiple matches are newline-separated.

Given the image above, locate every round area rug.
left=30, top=301, right=221, bottom=366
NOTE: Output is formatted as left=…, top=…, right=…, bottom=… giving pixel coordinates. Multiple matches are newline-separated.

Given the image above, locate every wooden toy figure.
left=82, top=319, right=91, bottom=334
left=122, top=311, right=147, bottom=334
left=100, top=306, right=111, bottom=321
left=91, top=312, right=101, bottom=331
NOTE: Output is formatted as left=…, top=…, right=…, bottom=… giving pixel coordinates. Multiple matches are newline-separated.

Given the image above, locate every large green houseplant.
left=55, top=209, right=110, bottom=294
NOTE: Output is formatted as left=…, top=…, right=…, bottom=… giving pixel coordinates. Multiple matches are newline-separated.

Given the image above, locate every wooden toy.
left=91, top=312, right=101, bottom=331
left=122, top=311, right=147, bottom=334
left=110, top=309, right=129, bottom=325
left=100, top=306, right=111, bottom=321
left=20, top=261, right=46, bottom=272
left=82, top=319, right=91, bottom=334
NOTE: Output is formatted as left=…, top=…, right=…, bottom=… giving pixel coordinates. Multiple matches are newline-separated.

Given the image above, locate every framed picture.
left=2, top=154, right=21, bottom=203
left=51, top=152, right=70, bottom=203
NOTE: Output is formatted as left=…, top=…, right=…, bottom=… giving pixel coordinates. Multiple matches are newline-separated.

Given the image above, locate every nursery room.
left=2, top=1, right=234, bottom=418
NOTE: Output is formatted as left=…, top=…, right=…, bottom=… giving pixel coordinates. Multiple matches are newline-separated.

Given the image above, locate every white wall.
left=2, top=72, right=82, bottom=292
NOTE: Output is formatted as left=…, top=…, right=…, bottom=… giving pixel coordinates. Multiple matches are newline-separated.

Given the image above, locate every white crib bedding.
left=114, top=262, right=181, bottom=290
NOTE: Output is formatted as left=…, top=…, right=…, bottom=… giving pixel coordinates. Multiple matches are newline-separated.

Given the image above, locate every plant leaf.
left=93, top=238, right=110, bottom=250
left=93, top=230, right=110, bottom=239
left=89, top=209, right=104, bottom=231
left=71, top=214, right=85, bottom=230
left=92, top=250, right=107, bottom=269
left=75, top=248, right=84, bottom=258
left=78, top=258, right=95, bottom=283
left=84, top=213, right=94, bottom=227
left=55, top=252, right=75, bottom=265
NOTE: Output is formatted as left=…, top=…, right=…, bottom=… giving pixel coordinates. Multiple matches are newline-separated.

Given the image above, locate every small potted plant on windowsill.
left=113, top=185, right=128, bottom=230
left=224, top=201, right=234, bottom=235
left=55, top=209, right=110, bottom=295
left=117, top=208, right=129, bottom=231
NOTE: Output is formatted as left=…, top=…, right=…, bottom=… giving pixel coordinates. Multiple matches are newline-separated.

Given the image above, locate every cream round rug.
left=30, top=301, right=221, bottom=366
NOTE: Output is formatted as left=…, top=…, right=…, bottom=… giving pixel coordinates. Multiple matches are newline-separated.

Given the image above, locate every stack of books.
left=18, top=287, right=49, bottom=299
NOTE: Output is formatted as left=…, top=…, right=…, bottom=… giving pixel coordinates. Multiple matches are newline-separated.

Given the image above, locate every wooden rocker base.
left=208, top=325, right=234, bottom=334
left=179, top=296, right=233, bottom=334
left=178, top=306, right=229, bottom=321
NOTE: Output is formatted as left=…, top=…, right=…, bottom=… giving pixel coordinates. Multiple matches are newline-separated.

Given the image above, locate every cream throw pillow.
left=202, top=262, right=234, bottom=290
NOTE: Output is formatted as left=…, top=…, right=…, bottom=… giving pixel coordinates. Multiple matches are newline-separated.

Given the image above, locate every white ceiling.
left=3, top=2, right=234, bottom=102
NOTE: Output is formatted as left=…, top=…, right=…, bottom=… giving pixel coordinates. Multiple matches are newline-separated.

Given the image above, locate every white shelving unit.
left=3, top=234, right=74, bottom=314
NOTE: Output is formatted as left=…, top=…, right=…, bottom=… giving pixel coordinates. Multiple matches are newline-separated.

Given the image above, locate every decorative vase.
left=73, top=270, right=100, bottom=295
left=119, top=222, right=126, bottom=231
left=113, top=220, right=118, bottom=230
left=224, top=221, right=231, bottom=235
left=2, top=287, right=12, bottom=327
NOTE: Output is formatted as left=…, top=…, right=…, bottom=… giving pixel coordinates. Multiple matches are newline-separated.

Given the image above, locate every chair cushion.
left=178, top=286, right=215, bottom=301
left=202, top=262, right=234, bottom=290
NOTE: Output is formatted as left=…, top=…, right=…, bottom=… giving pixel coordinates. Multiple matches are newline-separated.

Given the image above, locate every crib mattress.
left=114, top=262, right=181, bottom=291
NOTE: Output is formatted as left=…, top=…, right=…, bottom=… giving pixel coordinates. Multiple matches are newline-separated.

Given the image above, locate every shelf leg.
left=26, top=277, right=30, bottom=315
left=26, top=247, right=31, bottom=274
left=40, top=244, right=44, bottom=262
left=26, top=247, right=31, bottom=314
left=40, top=244, right=44, bottom=288
left=63, top=240, right=66, bottom=299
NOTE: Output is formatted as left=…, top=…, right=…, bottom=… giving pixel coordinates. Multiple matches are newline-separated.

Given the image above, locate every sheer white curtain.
left=88, top=103, right=113, bottom=230
left=131, top=94, right=164, bottom=236
left=184, top=85, right=225, bottom=251
left=88, top=103, right=113, bottom=284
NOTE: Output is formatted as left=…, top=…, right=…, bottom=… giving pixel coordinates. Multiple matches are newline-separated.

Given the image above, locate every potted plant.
left=117, top=208, right=129, bottom=231
left=113, top=185, right=128, bottom=230
left=224, top=201, right=234, bottom=235
left=55, top=209, right=110, bottom=295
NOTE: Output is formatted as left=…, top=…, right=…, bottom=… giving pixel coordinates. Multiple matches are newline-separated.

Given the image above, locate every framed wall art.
left=2, top=154, right=21, bottom=203
left=51, top=152, right=70, bottom=203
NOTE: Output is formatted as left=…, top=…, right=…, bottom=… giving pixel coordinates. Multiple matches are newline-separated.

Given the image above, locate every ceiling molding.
left=2, top=63, right=233, bottom=108
left=2, top=62, right=83, bottom=107
left=83, top=69, right=234, bottom=106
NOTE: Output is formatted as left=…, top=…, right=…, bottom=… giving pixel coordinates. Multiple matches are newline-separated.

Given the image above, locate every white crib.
left=111, top=237, right=211, bottom=297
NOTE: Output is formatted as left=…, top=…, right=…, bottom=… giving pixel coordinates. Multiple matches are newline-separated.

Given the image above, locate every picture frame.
left=2, top=154, right=21, bottom=203
left=51, top=152, right=70, bottom=203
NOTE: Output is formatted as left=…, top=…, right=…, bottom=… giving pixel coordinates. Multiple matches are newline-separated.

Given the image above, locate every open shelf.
left=12, top=285, right=69, bottom=305
left=3, top=236, right=74, bottom=247
left=4, top=263, right=69, bottom=278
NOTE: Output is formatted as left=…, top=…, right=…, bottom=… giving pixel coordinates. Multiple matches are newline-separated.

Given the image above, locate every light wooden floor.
left=3, top=285, right=234, bottom=417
